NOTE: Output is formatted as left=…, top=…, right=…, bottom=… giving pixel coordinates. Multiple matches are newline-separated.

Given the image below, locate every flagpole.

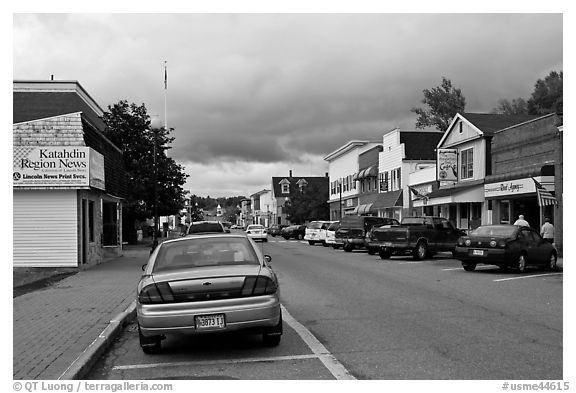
left=164, top=60, right=168, bottom=133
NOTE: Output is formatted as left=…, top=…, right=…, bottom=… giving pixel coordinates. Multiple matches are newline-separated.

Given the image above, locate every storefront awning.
left=351, top=203, right=375, bottom=215
left=372, top=190, right=403, bottom=210
left=414, top=183, right=484, bottom=207
left=357, top=165, right=378, bottom=180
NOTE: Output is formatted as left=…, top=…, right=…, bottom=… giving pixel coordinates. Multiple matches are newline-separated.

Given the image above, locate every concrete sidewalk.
left=13, top=245, right=150, bottom=380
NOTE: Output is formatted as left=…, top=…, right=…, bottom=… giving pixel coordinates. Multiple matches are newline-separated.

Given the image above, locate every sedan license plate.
left=472, top=249, right=485, bottom=256
left=195, top=314, right=226, bottom=330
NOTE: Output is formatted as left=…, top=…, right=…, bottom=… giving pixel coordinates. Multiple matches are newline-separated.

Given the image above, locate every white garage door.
left=13, top=189, right=78, bottom=267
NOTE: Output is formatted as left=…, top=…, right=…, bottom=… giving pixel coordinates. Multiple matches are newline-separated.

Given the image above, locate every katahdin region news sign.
left=13, top=146, right=105, bottom=189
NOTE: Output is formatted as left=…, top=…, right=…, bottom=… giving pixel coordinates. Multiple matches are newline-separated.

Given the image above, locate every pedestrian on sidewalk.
left=514, top=214, right=530, bottom=227
left=541, top=217, right=555, bottom=244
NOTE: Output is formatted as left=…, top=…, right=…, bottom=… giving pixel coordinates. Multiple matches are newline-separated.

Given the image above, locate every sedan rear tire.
left=379, top=248, right=391, bottom=259
left=517, top=253, right=527, bottom=273
left=517, top=253, right=526, bottom=273
left=308, top=241, right=315, bottom=246
left=548, top=253, right=558, bottom=271
left=263, top=314, right=283, bottom=347
left=139, top=325, right=162, bottom=354
left=343, top=244, right=354, bottom=252
left=462, top=262, right=477, bottom=271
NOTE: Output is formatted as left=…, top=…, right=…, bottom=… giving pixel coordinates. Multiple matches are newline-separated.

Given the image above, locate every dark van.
left=335, top=216, right=399, bottom=252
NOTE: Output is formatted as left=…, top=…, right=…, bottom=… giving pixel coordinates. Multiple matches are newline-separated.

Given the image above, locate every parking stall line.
left=442, top=266, right=495, bottom=271
left=397, top=261, right=423, bottom=265
left=112, top=354, right=320, bottom=371
left=493, top=273, right=563, bottom=282
left=281, top=305, right=356, bottom=380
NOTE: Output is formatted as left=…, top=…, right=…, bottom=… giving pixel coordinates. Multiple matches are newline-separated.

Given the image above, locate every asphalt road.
left=87, top=237, right=563, bottom=380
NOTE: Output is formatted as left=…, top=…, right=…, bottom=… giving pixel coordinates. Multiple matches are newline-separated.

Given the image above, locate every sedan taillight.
left=138, top=282, right=174, bottom=304
left=242, top=275, right=277, bottom=296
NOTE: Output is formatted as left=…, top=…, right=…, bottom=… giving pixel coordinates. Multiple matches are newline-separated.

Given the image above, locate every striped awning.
left=351, top=203, right=374, bottom=215
left=533, top=177, right=557, bottom=206
left=357, top=165, right=378, bottom=180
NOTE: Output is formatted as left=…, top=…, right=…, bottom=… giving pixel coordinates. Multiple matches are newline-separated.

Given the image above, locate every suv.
left=304, top=221, right=333, bottom=246
left=336, top=216, right=399, bottom=252
left=186, top=221, right=229, bottom=235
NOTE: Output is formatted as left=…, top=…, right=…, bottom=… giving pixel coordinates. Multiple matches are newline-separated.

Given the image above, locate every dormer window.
left=279, top=178, right=290, bottom=194
left=296, top=178, right=308, bottom=192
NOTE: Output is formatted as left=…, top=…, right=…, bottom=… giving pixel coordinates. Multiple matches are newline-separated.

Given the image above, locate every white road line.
left=442, top=266, right=494, bottom=271
left=112, top=354, right=320, bottom=371
left=493, top=273, right=563, bottom=282
left=281, top=305, right=356, bottom=380
left=397, top=261, right=423, bottom=265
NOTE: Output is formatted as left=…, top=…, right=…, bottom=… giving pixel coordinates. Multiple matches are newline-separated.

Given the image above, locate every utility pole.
left=339, top=179, right=343, bottom=219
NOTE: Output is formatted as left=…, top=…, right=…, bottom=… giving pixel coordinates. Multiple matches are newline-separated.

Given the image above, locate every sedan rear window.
left=153, top=237, right=259, bottom=272
left=187, top=222, right=224, bottom=234
left=307, top=222, right=323, bottom=229
left=471, top=226, right=517, bottom=237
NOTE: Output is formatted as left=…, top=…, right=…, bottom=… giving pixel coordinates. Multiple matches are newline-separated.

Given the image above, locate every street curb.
left=58, top=300, right=137, bottom=380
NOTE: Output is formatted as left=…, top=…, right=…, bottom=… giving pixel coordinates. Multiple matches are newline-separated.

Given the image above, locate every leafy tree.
left=224, top=206, right=241, bottom=224
left=527, top=71, right=563, bottom=115
left=411, top=77, right=466, bottom=131
left=185, top=194, right=204, bottom=223
left=492, top=98, right=528, bottom=115
left=103, top=100, right=188, bottom=242
left=284, top=182, right=329, bottom=224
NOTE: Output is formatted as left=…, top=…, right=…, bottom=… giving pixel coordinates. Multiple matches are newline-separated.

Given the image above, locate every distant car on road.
left=281, top=225, right=306, bottom=240
left=186, top=221, right=228, bottom=235
left=368, top=216, right=463, bottom=259
left=137, top=234, right=282, bottom=353
left=246, top=224, right=268, bottom=242
left=304, top=221, right=334, bottom=246
left=454, top=224, right=558, bottom=272
left=325, top=221, right=342, bottom=249
left=268, top=224, right=288, bottom=237
left=336, top=216, right=398, bottom=252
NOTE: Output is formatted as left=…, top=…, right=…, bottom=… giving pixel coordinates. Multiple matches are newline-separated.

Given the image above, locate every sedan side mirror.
left=141, top=264, right=147, bottom=271
left=264, top=255, right=272, bottom=264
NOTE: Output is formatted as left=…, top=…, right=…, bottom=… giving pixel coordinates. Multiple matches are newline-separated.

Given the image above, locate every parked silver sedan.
left=137, top=234, right=282, bottom=353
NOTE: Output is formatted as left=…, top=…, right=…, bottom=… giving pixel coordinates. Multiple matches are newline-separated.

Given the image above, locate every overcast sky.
left=12, top=12, right=563, bottom=197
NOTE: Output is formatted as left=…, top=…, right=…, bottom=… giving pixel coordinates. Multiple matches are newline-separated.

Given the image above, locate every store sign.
left=13, top=146, right=105, bottom=189
left=437, top=149, right=458, bottom=181
left=484, top=178, right=536, bottom=198
left=410, top=184, right=432, bottom=200
left=89, top=150, right=105, bottom=190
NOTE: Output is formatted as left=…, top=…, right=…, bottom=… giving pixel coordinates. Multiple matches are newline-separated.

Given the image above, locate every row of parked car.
left=294, top=216, right=559, bottom=273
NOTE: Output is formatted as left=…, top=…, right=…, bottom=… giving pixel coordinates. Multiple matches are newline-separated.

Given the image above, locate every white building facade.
left=324, top=141, right=380, bottom=220
left=376, top=129, right=443, bottom=221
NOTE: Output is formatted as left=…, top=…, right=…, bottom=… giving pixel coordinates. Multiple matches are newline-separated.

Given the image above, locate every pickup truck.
left=336, top=216, right=399, bottom=252
left=367, top=216, right=466, bottom=260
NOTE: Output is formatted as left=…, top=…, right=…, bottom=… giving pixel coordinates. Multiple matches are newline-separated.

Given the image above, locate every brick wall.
left=491, top=114, right=558, bottom=175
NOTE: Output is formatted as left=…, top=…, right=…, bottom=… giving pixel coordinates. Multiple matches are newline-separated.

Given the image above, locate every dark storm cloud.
left=12, top=12, right=563, bottom=196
